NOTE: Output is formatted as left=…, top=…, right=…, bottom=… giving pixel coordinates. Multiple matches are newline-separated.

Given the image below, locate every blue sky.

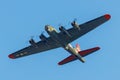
left=0, top=0, right=120, bottom=80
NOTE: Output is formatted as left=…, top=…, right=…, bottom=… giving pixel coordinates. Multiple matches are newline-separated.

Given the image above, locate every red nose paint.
left=104, top=14, right=111, bottom=20
left=8, top=54, right=15, bottom=59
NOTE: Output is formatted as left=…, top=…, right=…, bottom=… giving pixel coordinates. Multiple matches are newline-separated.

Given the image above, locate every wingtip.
left=58, top=62, right=62, bottom=65
left=96, top=47, right=100, bottom=50
left=104, top=14, right=111, bottom=20
left=8, top=54, right=15, bottom=59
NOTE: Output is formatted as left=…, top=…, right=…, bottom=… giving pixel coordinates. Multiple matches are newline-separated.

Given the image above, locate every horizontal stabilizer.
left=79, top=47, right=100, bottom=57
left=58, top=55, right=77, bottom=65
left=58, top=47, right=100, bottom=65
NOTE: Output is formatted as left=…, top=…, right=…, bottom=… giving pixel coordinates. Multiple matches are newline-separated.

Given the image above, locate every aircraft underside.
left=8, top=14, right=111, bottom=65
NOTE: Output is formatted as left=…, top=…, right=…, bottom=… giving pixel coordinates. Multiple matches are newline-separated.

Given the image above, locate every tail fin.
left=76, top=43, right=81, bottom=52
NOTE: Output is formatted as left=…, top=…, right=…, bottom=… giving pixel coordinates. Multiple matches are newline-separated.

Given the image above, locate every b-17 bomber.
left=8, top=14, right=111, bottom=65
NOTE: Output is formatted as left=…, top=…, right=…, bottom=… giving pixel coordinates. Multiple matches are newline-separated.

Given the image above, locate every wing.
left=57, top=14, right=111, bottom=44
left=8, top=37, right=61, bottom=59
left=58, top=47, right=100, bottom=65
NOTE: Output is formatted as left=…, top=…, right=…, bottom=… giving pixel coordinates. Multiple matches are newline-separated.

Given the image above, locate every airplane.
left=8, top=14, right=111, bottom=65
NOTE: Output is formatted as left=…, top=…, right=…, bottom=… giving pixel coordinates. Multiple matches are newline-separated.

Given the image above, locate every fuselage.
left=64, top=44, right=85, bottom=63
left=45, top=25, right=61, bottom=44
left=45, top=25, right=85, bottom=62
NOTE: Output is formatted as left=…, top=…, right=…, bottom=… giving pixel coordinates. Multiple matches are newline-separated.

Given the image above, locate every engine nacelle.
left=71, top=21, right=80, bottom=30
left=59, top=26, right=71, bottom=37
left=39, top=34, right=47, bottom=41
left=29, top=39, right=38, bottom=48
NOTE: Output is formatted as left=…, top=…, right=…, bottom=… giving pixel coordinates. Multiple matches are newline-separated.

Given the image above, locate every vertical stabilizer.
left=76, top=43, right=81, bottom=52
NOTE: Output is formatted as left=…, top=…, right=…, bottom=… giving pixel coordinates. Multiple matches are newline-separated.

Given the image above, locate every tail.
left=58, top=44, right=100, bottom=65
left=75, top=43, right=81, bottom=52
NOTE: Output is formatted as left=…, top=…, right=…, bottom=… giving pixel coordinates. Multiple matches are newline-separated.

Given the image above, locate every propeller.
left=72, top=18, right=77, bottom=25
left=24, top=35, right=34, bottom=45
left=73, top=18, right=77, bottom=23
left=58, top=23, right=63, bottom=27
left=39, top=31, right=45, bottom=38
left=68, top=18, right=77, bottom=26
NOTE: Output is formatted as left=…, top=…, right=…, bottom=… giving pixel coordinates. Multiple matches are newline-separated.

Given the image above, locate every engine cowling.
left=71, top=21, right=80, bottom=30
left=59, top=26, right=71, bottom=37
left=29, top=39, right=38, bottom=48
left=39, top=34, right=47, bottom=41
